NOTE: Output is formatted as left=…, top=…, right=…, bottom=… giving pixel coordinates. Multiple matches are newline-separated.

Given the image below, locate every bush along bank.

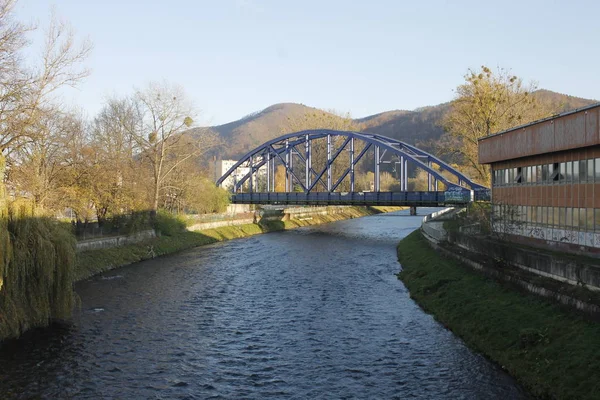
left=396, top=230, right=600, bottom=400
left=75, top=206, right=396, bottom=282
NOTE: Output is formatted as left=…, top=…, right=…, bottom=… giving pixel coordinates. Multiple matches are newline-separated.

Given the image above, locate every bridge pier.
left=410, top=206, right=417, bottom=216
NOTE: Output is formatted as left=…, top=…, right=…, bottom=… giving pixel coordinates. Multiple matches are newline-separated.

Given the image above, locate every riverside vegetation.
left=397, top=230, right=600, bottom=400
left=75, top=206, right=398, bottom=281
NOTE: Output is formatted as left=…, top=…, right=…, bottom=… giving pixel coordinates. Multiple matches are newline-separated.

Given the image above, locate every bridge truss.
left=216, top=130, right=489, bottom=205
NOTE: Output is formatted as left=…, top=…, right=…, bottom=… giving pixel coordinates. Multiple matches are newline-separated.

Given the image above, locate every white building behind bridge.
left=215, top=159, right=266, bottom=190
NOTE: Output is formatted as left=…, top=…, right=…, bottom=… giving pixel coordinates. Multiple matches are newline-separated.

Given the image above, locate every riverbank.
left=75, top=206, right=400, bottom=282
left=397, top=230, right=600, bottom=400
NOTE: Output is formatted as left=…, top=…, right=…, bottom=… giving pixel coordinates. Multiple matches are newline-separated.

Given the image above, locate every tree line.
left=0, top=1, right=228, bottom=225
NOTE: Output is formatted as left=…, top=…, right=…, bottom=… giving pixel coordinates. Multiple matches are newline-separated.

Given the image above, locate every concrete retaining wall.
left=425, top=236, right=600, bottom=315
left=422, top=221, right=447, bottom=243
left=187, top=218, right=255, bottom=231
left=421, top=207, right=455, bottom=223
left=76, top=229, right=156, bottom=252
left=418, top=208, right=600, bottom=315
left=260, top=206, right=337, bottom=221
left=77, top=206, right=348, bottom=251
left=421, top=209, right=600, bottom=291
left=421, top=206, right=600, bottom=317
left=451, top=233, right=600, bottom=291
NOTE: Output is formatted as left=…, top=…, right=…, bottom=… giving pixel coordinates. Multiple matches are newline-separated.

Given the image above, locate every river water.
left=0, top=209, right=527, bottom=399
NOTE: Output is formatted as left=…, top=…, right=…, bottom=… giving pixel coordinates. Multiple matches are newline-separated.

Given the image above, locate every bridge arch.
left=216, top=130, right=487, bottom=197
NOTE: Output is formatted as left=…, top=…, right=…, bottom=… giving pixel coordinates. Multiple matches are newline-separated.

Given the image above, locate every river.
left=0, top=208, right=527, bottom=399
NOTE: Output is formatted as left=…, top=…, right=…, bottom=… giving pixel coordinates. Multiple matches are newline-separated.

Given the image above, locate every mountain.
left=204, top=90, right=598, bottom=159
left=533, top=89, right=596, bottom=113
left=355, top=110, right=412, bottom=127
left=206, top=103, right=328, bottom=157
left=357, top=104, right=451, bottom=153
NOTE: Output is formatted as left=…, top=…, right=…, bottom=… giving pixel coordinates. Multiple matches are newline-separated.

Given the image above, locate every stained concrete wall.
left=419, top=209, right=600, bottom=315
left=450, top=232, right=600, bottom=290
left=76, top=229, right=156, bottom=252
left=421, top=209, right=600, bottom=291
left=187, top=218, right=255, bottom=231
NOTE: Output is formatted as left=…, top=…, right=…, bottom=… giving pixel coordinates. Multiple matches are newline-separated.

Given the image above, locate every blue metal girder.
left=216, top=129, right=488, bottom=193
left=229, top=191, right=473, bottom=206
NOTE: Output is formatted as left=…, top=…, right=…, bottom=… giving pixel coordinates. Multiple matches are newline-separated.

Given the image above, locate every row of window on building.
left=492, top=158, right=600, bottom=186
left=493, top=205, right=600, bottom=231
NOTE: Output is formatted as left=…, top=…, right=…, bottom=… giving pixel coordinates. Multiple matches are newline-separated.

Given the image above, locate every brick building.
left=478, top=103, right=600, bottom=253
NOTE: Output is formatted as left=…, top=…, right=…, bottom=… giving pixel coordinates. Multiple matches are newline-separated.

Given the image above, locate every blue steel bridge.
left=216, top=130, right=490, bottom=207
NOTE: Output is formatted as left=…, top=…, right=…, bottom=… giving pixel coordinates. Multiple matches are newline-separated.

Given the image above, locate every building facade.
left=478, top=103, right=600, bottom=253
left=215, top=159, right=266, bottom=191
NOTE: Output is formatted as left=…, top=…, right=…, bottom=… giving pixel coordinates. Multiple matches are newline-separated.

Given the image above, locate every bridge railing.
left=231, top=191, right=475, bottom=206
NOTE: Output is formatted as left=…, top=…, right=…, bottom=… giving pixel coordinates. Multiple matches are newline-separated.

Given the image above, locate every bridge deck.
left=231, top=191, right=477, bottom=207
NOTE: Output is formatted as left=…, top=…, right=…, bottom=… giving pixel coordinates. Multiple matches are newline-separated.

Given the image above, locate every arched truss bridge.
left=216, top=130, right=490, bottom=206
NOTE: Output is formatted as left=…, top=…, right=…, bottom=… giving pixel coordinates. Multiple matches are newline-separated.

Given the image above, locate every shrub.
left=153, top=210, right=187, bottom=236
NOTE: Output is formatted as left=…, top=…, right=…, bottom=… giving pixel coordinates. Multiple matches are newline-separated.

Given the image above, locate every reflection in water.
left=0, top=209, right=527, bottom=399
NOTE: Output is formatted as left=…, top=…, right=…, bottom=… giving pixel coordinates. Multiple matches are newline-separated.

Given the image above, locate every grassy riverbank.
left=396, top=230, right=600, bottom=400
left=75, top=206, right=397, bottom=282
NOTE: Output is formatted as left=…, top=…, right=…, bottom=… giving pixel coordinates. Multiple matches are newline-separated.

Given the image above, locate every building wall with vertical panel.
left=478, top=103, right=600, bottom=253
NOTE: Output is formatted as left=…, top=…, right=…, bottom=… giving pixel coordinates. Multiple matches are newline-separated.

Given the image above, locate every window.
left=573, top=161, right=579, bottom=183
left=579, top=208, right=586, bottom=230
left=526, top=206, right=532, bottom=223
left=518, top=206, right=524, bottom=222
left=588, top=159, right=594, bottom=182
left=536, top=165, right=542, bottom=183
left=580, top=160, right=587, bottom=182
left=596, top=159, right=600, bottom=181
left=559, top=207, right=565, bottom=227
left=542, top=207, right=548, bottom=225
left=516, top=167, right=522, bottom=183
left=542, top=164, right=549, bottom=182
left=509, top=168, right=514, bottom=185
left=566, top=208, right=573, bottom=228
left=572, top=208, right=579, bottom=228
left=553, top=207, right=559, bottom=227
left=566, top=162, right=573, bottom=183
left=558, top=163, right=566, bottom=182
left=526, top=166, right=532, bottom=184
left=595, top=209, right=600, bottom=231
left=548, top=207, right=554, bottom=226
left=587, top=208, right=594, bottom=231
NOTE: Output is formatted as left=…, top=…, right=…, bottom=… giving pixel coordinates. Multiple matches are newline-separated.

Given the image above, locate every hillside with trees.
left=208, top=91, right=597, bottom=160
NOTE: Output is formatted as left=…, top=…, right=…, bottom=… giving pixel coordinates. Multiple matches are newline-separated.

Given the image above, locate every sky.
left=14, top=0, right=600, bottom=126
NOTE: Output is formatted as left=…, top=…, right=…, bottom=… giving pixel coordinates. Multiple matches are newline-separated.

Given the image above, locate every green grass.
left=397, top=230, right=600, bottom=400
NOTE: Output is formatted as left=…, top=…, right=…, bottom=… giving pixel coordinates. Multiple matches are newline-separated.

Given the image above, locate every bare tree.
left=123, top=82, right=218, bottom=212
left=0, top=2, right=91, bottom=157
left=8, top=110, right=82, bottom=210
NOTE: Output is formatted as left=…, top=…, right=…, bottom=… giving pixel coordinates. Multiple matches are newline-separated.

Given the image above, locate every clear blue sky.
left=15, top=0, right=600, bottom=125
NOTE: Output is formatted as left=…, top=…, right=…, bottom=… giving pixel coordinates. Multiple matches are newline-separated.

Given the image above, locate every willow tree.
left=0, top=2, right=88, bottom=340
left=442, top=66, right=550, bottom=185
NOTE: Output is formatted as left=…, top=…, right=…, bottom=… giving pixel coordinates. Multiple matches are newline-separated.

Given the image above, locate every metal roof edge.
left=477, top=101, right=600, bottom=142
